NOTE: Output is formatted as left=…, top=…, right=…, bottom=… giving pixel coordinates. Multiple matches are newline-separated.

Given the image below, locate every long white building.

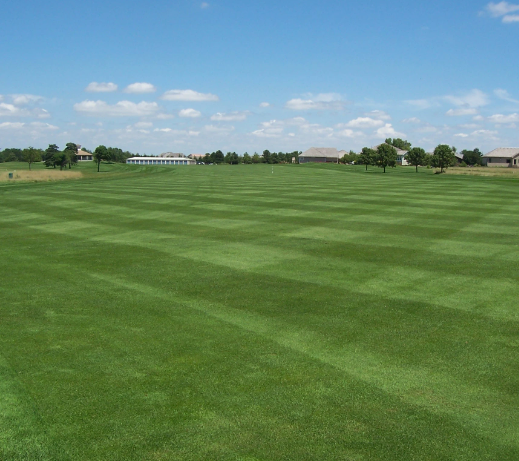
left=126, top=157, right=195, bottom=165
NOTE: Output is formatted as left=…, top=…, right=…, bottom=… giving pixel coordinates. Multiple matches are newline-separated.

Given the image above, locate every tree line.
left=202, top=150, right=301, bottom=165
left=0, top=144, right=136, bottom=171
left=340, top=138, right=483, bottom=173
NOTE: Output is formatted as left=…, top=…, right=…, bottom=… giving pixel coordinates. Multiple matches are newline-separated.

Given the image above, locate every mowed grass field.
left=1, top=162, right=518, bottom=460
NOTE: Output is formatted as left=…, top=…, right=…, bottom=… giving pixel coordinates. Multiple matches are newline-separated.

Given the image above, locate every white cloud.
left=375, top=123, right=406, bottom=139
left=483, top=2, right=519, bottom=22
left=211, top=111, right=249, bottom=121
left=74, top=100, right=160, bottom=117
left=502, top=14, right=519, bottom=21
left=30, top=122, right=59, bottom=130
left=123, top=82, right=157, bottom=94
left=488, top=113, right=519, bottom=123
left=156, top=113, right=175, bottom=119
left=11, top=94, right=44, bottom=105
left=486, top=2, right=519, bottom=16
left=343, top=117, right=384, bottom=128
left=366, top=110, right=391, bottom=120
left=134, top=121, right=153, bottom=128
left=0, top=122, right=25, bottom=129
left=161, top=89, right=219, bottom=101
left=251, top=128, right=283, bottom=138
left=446, top=108, right=479, bottom=116
left=454, top=133, right=469, bottom=138
left=204, top=124, right=235, bottom=132
left=153, top=128, right=200, bottom=136
left=179, top=108, right=201, bottom=118
left=85, top=82, right=118, bottom=92
left=473, top=115, right=484, bottom=121
left=285, top=93, right=346, bottom=110
left=201, top=2, right=209, bottom=8
left=259, top=102, right=271, bottom=107
left=444, top=89, right=489, bottom=108
left=336, top=128, right=364, bottom=138
left=494, top=88, right=519, bottom=103
left=0, top=103, right=50, bottom=119
left=0, top=95, right=3, bottom=102
left=402, top=117, right=421, bottom=124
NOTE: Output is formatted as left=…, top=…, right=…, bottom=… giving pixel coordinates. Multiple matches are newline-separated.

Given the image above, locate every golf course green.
left=1, top=162, right=518, bottom=460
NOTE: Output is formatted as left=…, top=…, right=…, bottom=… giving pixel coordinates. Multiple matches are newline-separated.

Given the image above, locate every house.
left=126, top=156, right=195, bottom=165
left=77, top=150, right=93, bottom=161
left=481, top=148, right=519, bottom=167
left=160, top=152, right=186, bottom=158
left=298, top=147, right=347, bottom=164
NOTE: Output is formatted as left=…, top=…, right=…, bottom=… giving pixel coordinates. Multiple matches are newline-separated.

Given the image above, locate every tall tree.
left=262, top=150, right=272, bottom=164
left=243, top=152, right=252, bottom=164
left=358, top=147, right=376, bottom=171
left=93, top=145, right=108, bottom=172
left=22, top=147, right=42, bottom=170
left=385, top=138, right=412, bottom=151
left=53, top=152, right=68, bottom=170
left=431, top=144, right=455, bottom=173
left=64, top=143, right=78, bottom=169
left=43, top=144, right=59, bottom=168
left=376, top=144, right=398, bottom=173
left=406, top=147, right=427, bottom=173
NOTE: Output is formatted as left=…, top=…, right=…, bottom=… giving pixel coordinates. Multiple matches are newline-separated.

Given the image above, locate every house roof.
left=373, top=144, right=408, bottom=155
left=299, top=147, right=346, bottom=158
left=77, top=150, right=92, bottom=156
left=482, top=148, right=519, bottom=158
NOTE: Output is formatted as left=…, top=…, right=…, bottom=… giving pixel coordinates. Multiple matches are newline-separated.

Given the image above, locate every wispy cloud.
left=179, top=108, right=202, bottom=118
left=342, top=117, right=384, bottom=128
left=85, top=82, right=118, bottom=93
left=161, top=89, right=219, bottom=101
left=483, top=2, right=519, bottom=22
left=446, top=108, right=479, bottom=116
left=74, top=100, right=160, bottom=116
left=211, top=111, right=249, bottom=121
left=488, top=113, right=519, bottom=123
left=123, top=82, right=157, bottom=94
left=285, top=93, right=346, bottom=110
left=201, top=2, right=209, bottom=9
left=259, top=102, right=271, bottom=108
left=494, top=88, right=519, bottom=103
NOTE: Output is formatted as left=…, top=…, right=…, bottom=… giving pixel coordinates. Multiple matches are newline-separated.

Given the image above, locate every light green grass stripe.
left=87, top=272, right=519, bottom=447
left=0, top=354, right=51, bottom=460
left=15, top=219, right=519, bottom=321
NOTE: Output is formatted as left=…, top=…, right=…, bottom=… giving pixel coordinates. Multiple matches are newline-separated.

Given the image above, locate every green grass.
left=1, top=163, right=518, bottom=460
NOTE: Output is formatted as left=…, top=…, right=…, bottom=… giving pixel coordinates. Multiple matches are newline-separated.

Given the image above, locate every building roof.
left=77, top=150, right=92, bottom=156
left=299, top=147, right=346, bottom=158
left=159, top=152, right=185, bottom=158
left=373, top=144, right=408, bottom=155
left=482, top=148, right=519, bottom=158
left=127, top=156, right=194, bottom=161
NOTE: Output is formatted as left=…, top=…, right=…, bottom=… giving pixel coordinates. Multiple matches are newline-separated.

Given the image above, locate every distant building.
left=188, top=154, right=205, bottom=160
left=160, top=152, right=186, bottom=158
left=374, top=144, right=408, bottom=166
left=126, top=156, right=195, bottom=165
left=482, top=148, right=519, bottom=167
left=76, top=145, right=93, bottom=161
left=298, top=147, right=346, bottom=164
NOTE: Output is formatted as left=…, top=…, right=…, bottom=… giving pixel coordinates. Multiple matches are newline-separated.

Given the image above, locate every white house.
left=126, top=156, right=195, bottom=165
left=482, top=148, right=519, bottom=167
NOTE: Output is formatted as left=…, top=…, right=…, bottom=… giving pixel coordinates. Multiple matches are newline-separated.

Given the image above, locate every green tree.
left=64, top=143, right=78, bottom=169
left=262, top=150, right=272, bottom=164
left=243, top=152, right=252, bottom=164
left=43, top=144, right=59, bottom=168
left=358, top=147, right=376, bottom=171
left=252, top=153, right=261, bottom=164
left=461, top=148, right=482, bottom=166
left=94, top=145, right=108, bottom=172
left=406, top=147, right=427, bottom=173
left=212, top=150, right=225, bottom=164
left=431, top=144, right=455, bottom=173
left=376, top=144, right=398, bottom=173
left=385, top=138, right=412, bottom=150
left=203, top=153, right=211, bottom=163
left=22, top=147, right=42, bottom=170
left=53, top=152, right=68, bottom=170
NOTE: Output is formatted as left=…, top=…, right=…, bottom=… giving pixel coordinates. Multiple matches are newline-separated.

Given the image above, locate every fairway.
left=1, top=163, right=518, bottom=460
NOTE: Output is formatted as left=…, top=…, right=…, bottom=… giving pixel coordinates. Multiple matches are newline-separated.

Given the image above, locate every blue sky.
left=1, top=0, right=518, bottom=154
